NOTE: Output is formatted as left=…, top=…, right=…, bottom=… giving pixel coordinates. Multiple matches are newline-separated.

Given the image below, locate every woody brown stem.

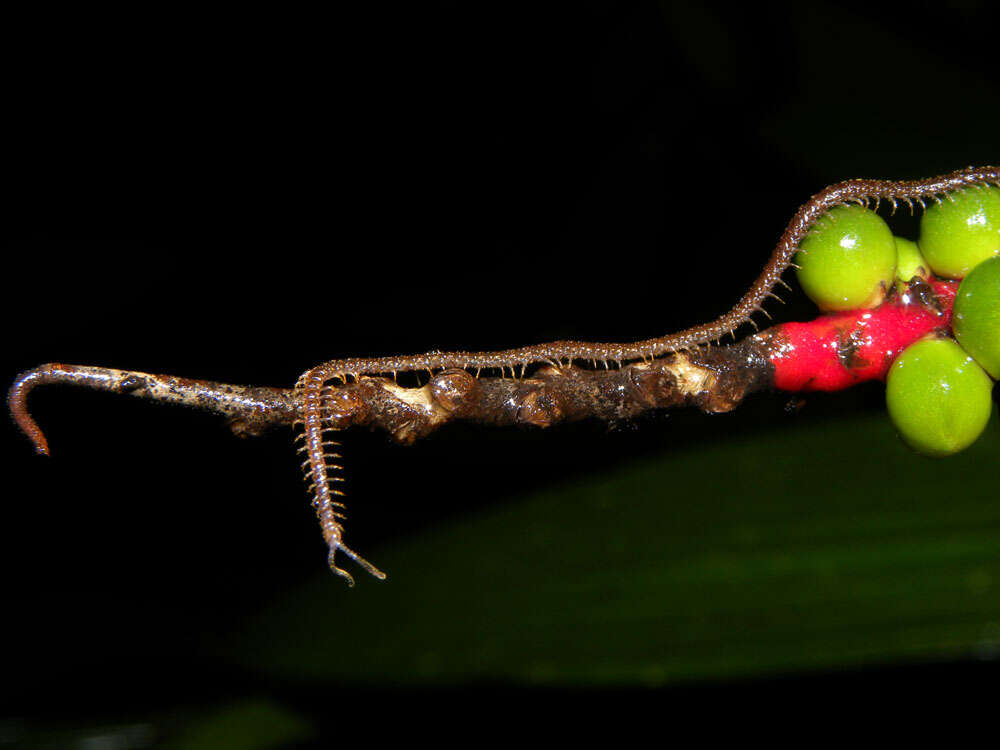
left=9, top=342, right=773, bottom=454
left=8, top=363, right=299, bottom=455
left=325, top=338, right=774, bottom=445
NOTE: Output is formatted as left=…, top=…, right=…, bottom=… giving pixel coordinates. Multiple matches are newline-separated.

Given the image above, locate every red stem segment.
left=766, top=280, right=958, bottom=392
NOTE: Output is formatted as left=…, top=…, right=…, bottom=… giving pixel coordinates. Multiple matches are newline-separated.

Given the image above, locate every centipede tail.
left=294, top=372, right=386, bottom=584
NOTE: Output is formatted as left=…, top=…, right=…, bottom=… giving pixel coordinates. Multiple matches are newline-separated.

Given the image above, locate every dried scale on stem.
left=9, top=166, right=999, bottom=583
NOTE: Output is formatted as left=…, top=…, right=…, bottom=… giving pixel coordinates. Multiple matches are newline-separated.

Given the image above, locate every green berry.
left=796, top=205, right=897, bottom=311
left=893, top=236, right=930, bottom=284
left=918, top=186, right=1000, bottom=279
left=886, top=337, right=994, bottom=457
left=953, top=255, right=1000, bottom=379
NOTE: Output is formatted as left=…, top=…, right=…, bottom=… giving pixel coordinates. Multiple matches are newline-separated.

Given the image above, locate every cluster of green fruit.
left=795, top=186, right=1000, bottom=456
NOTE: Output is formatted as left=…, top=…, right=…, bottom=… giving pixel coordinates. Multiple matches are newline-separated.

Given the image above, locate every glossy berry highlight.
left=885, top=337, right=994, bottom=457
left=918, top=186, right=1000, bottom=279
left=952, top=255, right=1000, bottom=379
left=796, top=205, right=896, bottom=311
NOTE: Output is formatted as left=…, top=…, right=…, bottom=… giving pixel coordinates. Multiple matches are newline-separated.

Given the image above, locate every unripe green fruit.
left=918, top=186, right=1000, bottom=279
left=796, top=205, right=897, bottom=311
left=886, top=337, right=994, bottom=457
left=893, top=236, right=930, bottom=283
left=953, top=255, right=1000, bottom=379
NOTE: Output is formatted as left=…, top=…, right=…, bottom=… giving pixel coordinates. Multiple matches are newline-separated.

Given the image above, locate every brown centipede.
left=10, top=165, right=1000, bottom=584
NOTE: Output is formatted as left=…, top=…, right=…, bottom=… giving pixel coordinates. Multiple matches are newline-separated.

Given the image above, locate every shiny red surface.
left=771, top=281, right=958, bottom=392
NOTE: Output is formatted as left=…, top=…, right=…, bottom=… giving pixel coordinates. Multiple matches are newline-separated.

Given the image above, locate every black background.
left=4, top=1, right=999, bottom=740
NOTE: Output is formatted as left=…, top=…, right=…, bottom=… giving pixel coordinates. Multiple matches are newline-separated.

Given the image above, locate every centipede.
left=10, top=165, right=1000, bottom=584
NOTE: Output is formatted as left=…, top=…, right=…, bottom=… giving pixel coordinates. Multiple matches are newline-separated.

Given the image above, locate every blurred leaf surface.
left=232, top=408, right=1000, bottom=686
left=159, top=699, right=312, bottom=750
